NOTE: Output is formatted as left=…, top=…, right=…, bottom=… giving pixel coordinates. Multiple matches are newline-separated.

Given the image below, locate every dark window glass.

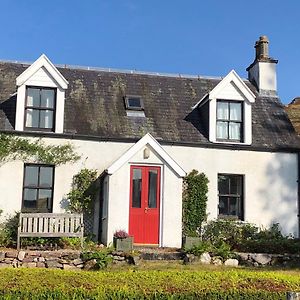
left=22, top=165, right=54, bottom=213
left=218, top=174, right=243, bottom=220
left=25, top=87, right=56, bottom=131
left=125, top=96, right=144, bottom=110
left=216, top=100, right=243, bottom=142
left=148, top=170, right=158, bottom=208
left=132, top=169, right=142, bottom=208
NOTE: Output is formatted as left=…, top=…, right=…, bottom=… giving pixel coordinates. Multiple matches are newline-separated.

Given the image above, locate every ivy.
left=182, top=169, right=209, bottom=237
left=0, top=134, right=80, bottom=165
left=67, top=168, right=98, bottom=213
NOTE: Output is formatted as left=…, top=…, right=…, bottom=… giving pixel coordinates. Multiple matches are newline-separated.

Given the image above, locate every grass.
left=0, top=263, right=300, bottom=299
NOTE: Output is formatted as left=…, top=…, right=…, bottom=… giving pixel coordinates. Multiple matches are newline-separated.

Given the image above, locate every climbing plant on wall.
left=66, top=168, right=98, bottom=214
left=182, top=169, right=209, bottom=237
left=0, top=134, right=80, bottom=165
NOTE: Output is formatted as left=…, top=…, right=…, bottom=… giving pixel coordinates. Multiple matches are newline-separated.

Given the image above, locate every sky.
left=0, top=0, right=299, bottom=104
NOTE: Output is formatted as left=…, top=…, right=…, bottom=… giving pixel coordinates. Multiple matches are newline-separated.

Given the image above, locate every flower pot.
left=113, top=236, right=133, bottom=252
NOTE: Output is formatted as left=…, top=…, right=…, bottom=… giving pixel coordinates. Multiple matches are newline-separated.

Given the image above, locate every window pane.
left=24, top=166, right=39, bottom=186
left=148, top=170, right=158, bottom=208
left=27, top=88, right=40, bottom=107
left=229, top=197, right=238, bottom=216
left=219, top=196, right=228, bottom=215
left=230, top=176, right=242, bottom=195
left=230, top=103, right=242, bottom=121
left=217, top=102, right=229, bottom=120
left=218, top=175, right=229, bottom=194
left=132, top=169, right=142, bottom=208
left=25, top=109, right=39, bottom=128
left=216, top=121, right=228, bottom=139
left=23, top=188, right=37, bottom=208
left=41, top=89, right=55, bottom=108
left=40, top=167, right=53, bottom=188
left=40, top=110, right=53, bottom=129
left=38, top=189, right=52, bottom=211
left=128, top=98, right=141, bottom=108
left=229, top=122, right=241, bottom=140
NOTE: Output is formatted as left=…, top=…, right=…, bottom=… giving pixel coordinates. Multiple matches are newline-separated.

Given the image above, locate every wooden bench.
left=17, top=213, right=84, bottom=250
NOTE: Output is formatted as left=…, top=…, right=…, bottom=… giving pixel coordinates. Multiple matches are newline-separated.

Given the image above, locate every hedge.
left=0, top=268, right=299, bottom=299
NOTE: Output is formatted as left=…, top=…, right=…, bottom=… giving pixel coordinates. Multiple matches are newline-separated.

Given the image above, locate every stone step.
left=140, top=251, right=184, bottom=261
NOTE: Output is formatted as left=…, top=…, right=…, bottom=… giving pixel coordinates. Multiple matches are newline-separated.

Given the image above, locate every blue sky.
left=0, top=1, right=299, bottom=103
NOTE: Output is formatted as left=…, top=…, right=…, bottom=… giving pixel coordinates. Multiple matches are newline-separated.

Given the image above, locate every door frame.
left=128, top=163, right=163, bottom=246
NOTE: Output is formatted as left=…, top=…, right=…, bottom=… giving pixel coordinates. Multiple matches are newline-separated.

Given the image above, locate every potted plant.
left=113, top=230, right=133, bottom=252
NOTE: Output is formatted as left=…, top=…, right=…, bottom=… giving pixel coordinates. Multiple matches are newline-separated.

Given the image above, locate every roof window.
left=125, top=96, right=144, bottom=111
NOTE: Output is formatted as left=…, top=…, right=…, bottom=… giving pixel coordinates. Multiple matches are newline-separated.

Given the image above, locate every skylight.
left=125, top=96, right=144, bottom=110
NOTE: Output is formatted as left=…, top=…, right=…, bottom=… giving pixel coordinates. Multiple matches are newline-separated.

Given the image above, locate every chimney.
left=246, top=36, right=278, bottom=94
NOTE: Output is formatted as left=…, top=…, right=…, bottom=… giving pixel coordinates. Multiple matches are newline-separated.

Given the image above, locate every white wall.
left=0, top=137, right=298, bottom=241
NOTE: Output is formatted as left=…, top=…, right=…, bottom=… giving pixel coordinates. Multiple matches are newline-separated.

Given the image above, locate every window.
left=25, top=87, right=56, bottom=131
left=22, top=164, right=54, bottom=212
left=218, top=174, right=243, bottom=220
left=124, top=96, right=144, bottom=110
left=216, top=100, right=243, bottom=142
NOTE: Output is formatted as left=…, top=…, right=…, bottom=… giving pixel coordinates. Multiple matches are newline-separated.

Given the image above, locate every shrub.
left=202, top=219, right=300, bottom=254
left=0, top=212, right=19, bottom=247
left=182, top=170, right=209, bottom=237
left=202, top=219, right=258, bottom=249
left=81, top=249, right=112, bottom=269
left=186, top=240, right=235, bottom=261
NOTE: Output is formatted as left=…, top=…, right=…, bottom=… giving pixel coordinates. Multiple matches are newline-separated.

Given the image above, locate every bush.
left=186, top=240, right=235, bottom=261
left=0, top=212, right=19, bottom=247
left=202, top=219, right=258, bottom=249
left=201, top=219, right=300, bottom=254
left=81, top=249, right=113, bottom=269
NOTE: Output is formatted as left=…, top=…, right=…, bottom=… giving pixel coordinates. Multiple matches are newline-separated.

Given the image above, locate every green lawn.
left=1, top=264, right=300, bottom=299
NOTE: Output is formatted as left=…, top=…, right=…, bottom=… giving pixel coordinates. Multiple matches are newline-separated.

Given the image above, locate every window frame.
left=124, top=95, right=144, bottom=111
left=216, top=100, right=244, bottom=143
left=22, top=163, right=55, bottom=213
left=217, top=173, right=244, bottom=220
left=24, top=86, right=57, bottom=132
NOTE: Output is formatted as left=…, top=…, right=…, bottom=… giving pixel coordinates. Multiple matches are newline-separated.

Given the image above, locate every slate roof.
left=0, top=60, right=299, bottom=151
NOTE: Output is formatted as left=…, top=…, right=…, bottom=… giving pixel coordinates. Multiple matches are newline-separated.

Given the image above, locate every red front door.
left=129, top=165, right=160, bottom=245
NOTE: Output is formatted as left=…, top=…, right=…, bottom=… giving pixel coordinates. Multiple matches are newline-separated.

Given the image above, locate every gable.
left=106, top=133, right=186, bottom=177
left=23, top=66, right=61, bottom=88
left=214, top=81, right=247, bottom=101
left=16, top=54, right=68, bottom=89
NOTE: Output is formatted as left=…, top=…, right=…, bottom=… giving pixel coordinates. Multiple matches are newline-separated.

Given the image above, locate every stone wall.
left=0, top=250, right=137, bottom=270
left=1, top=250, right=299, bottom=269
left=184, top=252, right=300, bottom=267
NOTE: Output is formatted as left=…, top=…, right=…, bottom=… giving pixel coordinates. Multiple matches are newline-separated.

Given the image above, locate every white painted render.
left=0, top=137, right=298, bottom=246
left=248, top=61, right=277, bottom=92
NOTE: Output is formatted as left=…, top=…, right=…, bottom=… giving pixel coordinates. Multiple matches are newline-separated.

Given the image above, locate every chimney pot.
left=255, top=35, right=269, bottom=60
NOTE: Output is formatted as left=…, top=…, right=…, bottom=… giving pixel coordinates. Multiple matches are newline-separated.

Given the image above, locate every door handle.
left=144, top=207, right=149, bottom=213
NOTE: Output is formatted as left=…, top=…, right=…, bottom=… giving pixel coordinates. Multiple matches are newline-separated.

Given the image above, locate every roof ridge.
left=0, top=58, right=249, bottom=81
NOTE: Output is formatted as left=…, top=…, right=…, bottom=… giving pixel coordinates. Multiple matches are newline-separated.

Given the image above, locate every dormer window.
left=216, top=100, right=243, bottom=142
left=125, top=96, right=144, bottom=111
left=15, top=54, right=68, bottom=133
left=25, top=87, right=56, bottom=131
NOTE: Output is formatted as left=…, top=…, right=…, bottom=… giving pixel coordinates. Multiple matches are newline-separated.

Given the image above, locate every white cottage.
left=0, top=36, right=299, bottom=248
